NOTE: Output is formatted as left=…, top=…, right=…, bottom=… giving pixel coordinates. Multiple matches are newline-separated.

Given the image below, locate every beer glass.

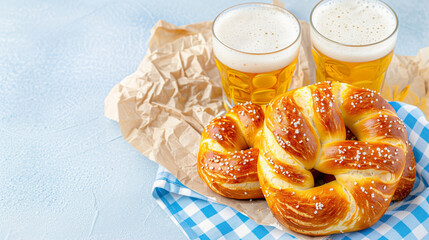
left=212, top=3, right=301, bottom=109
left=310, top=0, right=398, bottom=92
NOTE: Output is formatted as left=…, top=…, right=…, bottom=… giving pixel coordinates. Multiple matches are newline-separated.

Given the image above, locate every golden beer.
left=214, top=56, right=298, bottom=106
left=212, top=3, right=301, bottom=109
left=310, top=0, right=398, bottom=92
left=312, top=47, right=394, bottom=91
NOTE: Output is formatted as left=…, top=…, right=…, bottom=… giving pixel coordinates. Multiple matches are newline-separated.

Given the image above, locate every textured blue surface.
left=0, top=0, right=427, bottom=239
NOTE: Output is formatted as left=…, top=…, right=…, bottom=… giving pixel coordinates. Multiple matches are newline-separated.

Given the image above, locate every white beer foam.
left=311, top=0, right=397, bottom=62
left=213, top=4, right=300, bottom=73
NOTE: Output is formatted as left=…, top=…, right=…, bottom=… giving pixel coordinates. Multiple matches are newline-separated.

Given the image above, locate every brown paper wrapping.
left=105, top=19, right=429, bottom=238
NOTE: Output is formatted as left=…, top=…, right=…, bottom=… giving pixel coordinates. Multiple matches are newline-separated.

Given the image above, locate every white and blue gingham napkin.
left=152, top=102, right=429, bottom=239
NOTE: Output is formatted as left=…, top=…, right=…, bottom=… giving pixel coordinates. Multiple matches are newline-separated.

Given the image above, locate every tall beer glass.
left=212, top=3, right=301, bottom=109
left=310, top=0, right=398, bottom=92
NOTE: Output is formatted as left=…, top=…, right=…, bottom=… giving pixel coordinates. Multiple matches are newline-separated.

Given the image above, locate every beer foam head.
left=311, top=0, right=397, bottom=62
left=213, top=3, right=301, bottom=73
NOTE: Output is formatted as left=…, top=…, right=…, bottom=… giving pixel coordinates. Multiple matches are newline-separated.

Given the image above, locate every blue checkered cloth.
left=152, top=102, right=429, bottom=239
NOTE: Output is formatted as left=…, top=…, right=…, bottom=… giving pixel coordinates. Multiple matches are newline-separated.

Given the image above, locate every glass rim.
left=309, top=0, right=399, bottom=48
left=212, top=2, right=302, bottom=55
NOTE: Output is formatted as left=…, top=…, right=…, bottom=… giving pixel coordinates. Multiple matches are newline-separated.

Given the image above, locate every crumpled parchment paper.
left=105, top=18, right=429, bottom=239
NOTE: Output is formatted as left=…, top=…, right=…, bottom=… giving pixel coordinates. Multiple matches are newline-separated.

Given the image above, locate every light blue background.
left=0, top=0, right=427, bottom=239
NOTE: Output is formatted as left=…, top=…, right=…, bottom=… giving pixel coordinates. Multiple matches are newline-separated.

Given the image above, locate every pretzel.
left=197, top=81, right=415, bottom=235
left=197, top=102, right=265, bottom=199
left=258, top=81, right=415, bottom=235
left=393, top=142, right=416, bottom=201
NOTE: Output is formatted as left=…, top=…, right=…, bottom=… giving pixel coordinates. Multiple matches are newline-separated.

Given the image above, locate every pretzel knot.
left=197, top=102, right=265, bottom=199
left=197, top=82, right=415, bottom=235
left=258, top=81, right=414, bottom=235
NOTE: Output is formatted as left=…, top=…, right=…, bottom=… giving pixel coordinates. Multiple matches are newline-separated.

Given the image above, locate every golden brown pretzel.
left=258, top=81, right=415, bottom=235
left=393, top=142, right=416, bottom=201
left=197, top=102, right=265, bottom=199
